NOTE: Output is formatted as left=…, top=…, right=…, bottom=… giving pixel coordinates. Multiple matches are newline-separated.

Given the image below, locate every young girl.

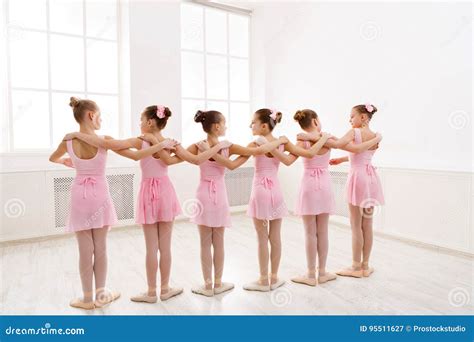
left=330, top=104, right=385, bottom=278
left=242, top=108, right=333, bottom=292
left=290, top=109, right=381, bottom=286
left=50, top=97, right=174, bottom=310
left=188, top=110, right=287, bottom=297
left=65, top=104, right=228, bottom=303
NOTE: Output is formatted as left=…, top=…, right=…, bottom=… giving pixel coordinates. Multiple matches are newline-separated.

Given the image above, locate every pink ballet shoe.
left=362, top=267, right=374, bottom=277
left=130, top=292, right=158, bottom=304
left=336, top=267, right=363, bottom=278
left=94, top=290, right=121, bottom=308
left=191, top=285, right=214, bottom=297
left=318, top=272, right=337, bottom=284
left=291, top=275, right=317, bottom=287
left=69, top=298, right=95, bottom=310
left=214, top=282, right=234, bottom=295
left=243, top=280, right=270, bottom=292
left=160, top=287, right=183, bottom=301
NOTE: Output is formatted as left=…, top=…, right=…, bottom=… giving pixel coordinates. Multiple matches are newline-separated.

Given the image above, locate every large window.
left=4, top=0, right=120, bottom=151
left=180, top=3, right=250, bottom=146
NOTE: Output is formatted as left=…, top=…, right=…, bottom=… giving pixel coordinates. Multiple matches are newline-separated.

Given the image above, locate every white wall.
left=249, top=1, right=472, bottom=172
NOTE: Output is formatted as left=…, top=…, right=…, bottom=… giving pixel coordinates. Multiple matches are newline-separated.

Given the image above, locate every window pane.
left=93, top=95, right=119, bottom=138
left=229, top=102, right=251, bottom=143
left=50, top=35, right=84, bottom=91
left=9, top=30, right=48, bottom=89
left=86, top=0, right=117, bottom=40
left=86, top=39, right=118, bottom=93
left=229, top=58, right=249, bottom=101
left=206, top=55, right=228, bottom=100
left=181, top=4, right=203, bottom=51
left=52, top=92, right=84, bottom=144
left=181, top=51, right=204, bottom=98
left=12, top=90, right=50, bottom=149
left=205, top=8, right=227, bottom=54
left=9, top=0, right=46, bottom=30
left=206, top=101, right=228, bottom=117
left=181, top=99, right=205, bottom=146
left=229, top=15, right=248, bottom=57
left=50, top=0, right=83, bottom=35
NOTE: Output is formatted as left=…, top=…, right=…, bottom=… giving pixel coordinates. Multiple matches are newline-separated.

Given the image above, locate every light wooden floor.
left=1, top=213, right=473, bottom=315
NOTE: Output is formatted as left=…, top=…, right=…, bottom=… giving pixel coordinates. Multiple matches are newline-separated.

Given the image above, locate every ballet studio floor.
left=1, top=213, right=472, bottom=316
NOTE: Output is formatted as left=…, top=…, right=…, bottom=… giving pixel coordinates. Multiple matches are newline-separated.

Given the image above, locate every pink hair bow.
left=365, top=103, right=374, bottom=113
left=157, top=105, right=166, bottom=119
left=270, top=109, right=278, bottom=121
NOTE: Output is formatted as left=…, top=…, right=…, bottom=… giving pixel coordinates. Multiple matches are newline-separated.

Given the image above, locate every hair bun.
left=293, top=110, right=305, bottom=121
left=371, top=105, right=378, bottom=114
left=164, top=107, right=172, bottom=118
left=69, top=97, right=80, bottom=108
left=275, top=111, right=283, bottom=123
left=194, top=110, right=206, bottom=123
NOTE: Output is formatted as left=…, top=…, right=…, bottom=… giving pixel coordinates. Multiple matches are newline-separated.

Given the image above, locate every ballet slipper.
left=130, top=292, right=158, bottom=304
left=291, top=275, right=317, bottom=287
left=94, top=290, right=121, bottom=308
left=336, top=267, right=363, bottom=278
left=270, top=279, right=285, bottom=290
left=318, top=272, right=337, bottom=284
left=191, top=285, right=214, bottom=297
left=213, top=282, right=234, bottom=295
left=69, top=298, right=95, bottom=310
left=160, top=287, right=183, bottom=301
left=243, top=280, right=271, bottom=292
left=362, top=263, right=374, bottom=277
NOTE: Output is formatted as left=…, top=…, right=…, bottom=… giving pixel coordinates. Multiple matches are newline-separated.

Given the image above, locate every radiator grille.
left=225, top=167, right=254, bottom=206
left=330, top=170, right=349, bottom=217
left=53, top=174, right=135, bottom=229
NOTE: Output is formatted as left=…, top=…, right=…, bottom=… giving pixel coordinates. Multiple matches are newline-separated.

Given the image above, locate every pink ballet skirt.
left=247, top=144, right=288, bottom=220
left=136, top=140, right=182, bottom=224
left=346, top=128, right=385, bottom=208
left=295, top=142, right=335, bottom=215
left=65, top=139, right=118, bottom=232
left=190, top=147, right=231, bottom=228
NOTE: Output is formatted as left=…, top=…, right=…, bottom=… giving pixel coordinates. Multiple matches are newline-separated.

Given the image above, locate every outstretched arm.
left=63, top=132, right=138, bottom=151
left=284, top=133, right=330, bottom=158
left=327, top=133, right=382, bottom=153
left=229, top=137, right=287, bottom=156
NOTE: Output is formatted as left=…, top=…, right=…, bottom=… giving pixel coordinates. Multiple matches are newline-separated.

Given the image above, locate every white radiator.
left=329, top=170, right=349, bottom=218
left=52, top=174, right=136, bottom=230
left=225, top=167, right=254, bottom=206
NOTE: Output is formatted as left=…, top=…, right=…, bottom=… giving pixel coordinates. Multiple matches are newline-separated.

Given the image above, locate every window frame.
left=3, top=0, right=124, bottom=153
left=180, top=2, right=251, bottom=145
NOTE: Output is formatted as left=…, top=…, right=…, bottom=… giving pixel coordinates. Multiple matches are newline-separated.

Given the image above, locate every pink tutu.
left=190, top=147, right=231, bottom=228
left=65, top=140, right=118, bottom=232
left=136, top=141, right=182, bottom=224
left=247, top=144, right=288, bottom=220
left=346, top=128, right=385, bottom=208
left=294, top=144, right=335, bottom=215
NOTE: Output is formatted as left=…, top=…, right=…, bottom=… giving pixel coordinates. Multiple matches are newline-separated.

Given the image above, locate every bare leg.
left=91, top=227, right=108, bottom=298
left=315, top=214, right=337, bottom=283
left=75, top=229, right=94, bottom=303
left=198, top=225, right=213, bottom=290
left=291, top=215, right=317, bottom=286
left=142, top=224, right=159, bottom=296
left=336, top=204, right=363, bottom=277
left=315, top=214, right=329, bottom=274
left=212, top=228, right=225, bottom=287
left=243, top=219, right=271, bottom=291
left=361, top=208, right=375, bottom=276
left=157, top=221, right=183, bottom=300
left=254, top=218, right=270, bottom=285
left=269, top=218, right=282, bottom=284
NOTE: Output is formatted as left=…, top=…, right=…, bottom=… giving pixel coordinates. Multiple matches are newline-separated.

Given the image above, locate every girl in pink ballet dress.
left=189, top=110, right=286, bottom=297
left=66, top=104, right=226, bottom=303
left=50, top=97, right=171, bottom=310
left=330, top=104, right=385, bottom=278
left=290, top=109, right=381, bottom=287
left=242, top=108, right=335, bottom=292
